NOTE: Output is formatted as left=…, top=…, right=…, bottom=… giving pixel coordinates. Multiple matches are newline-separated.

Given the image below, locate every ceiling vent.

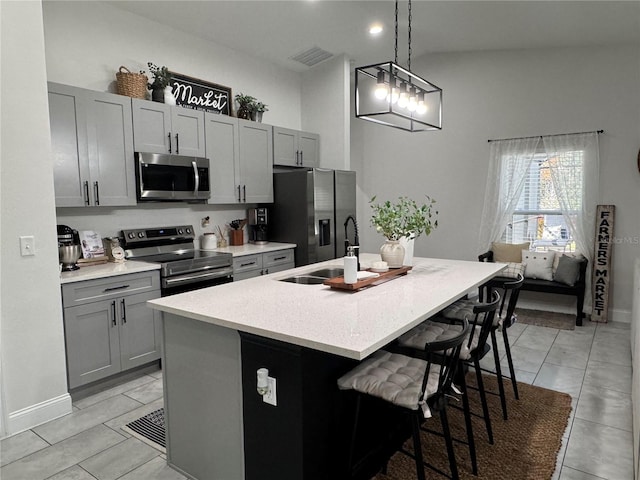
left=289, top=46, right=333, bottom=67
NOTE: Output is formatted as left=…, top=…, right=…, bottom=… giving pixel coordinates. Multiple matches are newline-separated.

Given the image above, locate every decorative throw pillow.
left=552, top=251, right=585, bottom=275
left=554, top=255, right=582, bottom=286
left=521, top=250, right=555, bottom=281
left=492, top=242, right=531, bottom=263
left=498, top=262, right=526, bottom=279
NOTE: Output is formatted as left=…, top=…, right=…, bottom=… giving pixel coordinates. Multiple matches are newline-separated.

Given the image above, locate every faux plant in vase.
left=369, top=195, right=438, bottom=267
left=235, top=93, right=257, bottom=120
left=251, top=102, right=269, bottom=122
left=228, top=218, right=247, bottom=246
left=147, top=62, right=173, bottom=103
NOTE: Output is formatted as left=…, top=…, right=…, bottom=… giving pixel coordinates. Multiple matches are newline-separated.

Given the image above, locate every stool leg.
left=411, top=416, right=427, bottom=480
left=491, top=328, right=508, bottom=420
left=458, top=366, right=478, bottom=475
left=502, top=328, right=519, bottom=400
left=473, top=358, right=494, bottom=444
left=440, top=405, right=459, bottom=480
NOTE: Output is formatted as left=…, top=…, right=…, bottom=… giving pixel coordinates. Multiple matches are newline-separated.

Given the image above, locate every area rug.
left=515, top=308, right=576, bottom=330
left=122, top=408, right=166, bottom=453
left=374, top=375, right=572, bottom=480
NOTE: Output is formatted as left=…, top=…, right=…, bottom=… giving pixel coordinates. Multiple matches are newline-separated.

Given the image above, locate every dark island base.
left=240, top=333, right=411, bottom=480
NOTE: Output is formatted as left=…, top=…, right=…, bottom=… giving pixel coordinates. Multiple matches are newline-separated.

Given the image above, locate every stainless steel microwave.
left=135, top=152, right=210, bottom=202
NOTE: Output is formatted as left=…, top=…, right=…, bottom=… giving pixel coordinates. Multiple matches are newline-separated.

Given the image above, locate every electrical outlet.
left=20, top=236, right=35, bottom=256
left=263, top=376, right=277, bottom=406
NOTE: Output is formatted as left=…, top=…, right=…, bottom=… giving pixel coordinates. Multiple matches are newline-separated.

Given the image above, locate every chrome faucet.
left=344, top=215, right=360, bottom=271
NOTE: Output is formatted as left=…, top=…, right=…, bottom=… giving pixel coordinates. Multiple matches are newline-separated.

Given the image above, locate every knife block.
left=230, top=229, right=244, bottom=246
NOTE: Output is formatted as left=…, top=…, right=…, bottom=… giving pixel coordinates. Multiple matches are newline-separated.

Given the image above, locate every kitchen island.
left=148, top=254, right=505, bottom=480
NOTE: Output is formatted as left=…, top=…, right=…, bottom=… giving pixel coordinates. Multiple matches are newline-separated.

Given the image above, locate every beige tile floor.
left=0, top=320, right=634, bottom=480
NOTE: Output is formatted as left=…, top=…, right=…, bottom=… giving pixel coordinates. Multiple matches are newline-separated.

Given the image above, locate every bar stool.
left=441, top=274, right=524, bottom=419
left=337, top=319, right=470, bottom=480
left=396, top=292, right=500, bottom=475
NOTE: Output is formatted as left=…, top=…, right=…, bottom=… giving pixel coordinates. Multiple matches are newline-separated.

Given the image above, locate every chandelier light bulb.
left=388, top=88, right=400, bottom=104
left=375, top=85, right=389, bottom=100
left=417, top=100, right=427, bottom=114
left=397, top=82, right=409, bottom=108
left=374, top=70, right=389, bottom=100
left=407, top=87, right=418, bottom=111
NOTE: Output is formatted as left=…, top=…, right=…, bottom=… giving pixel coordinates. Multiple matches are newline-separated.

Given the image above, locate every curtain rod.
left=487, top=129, right=604, bottom=143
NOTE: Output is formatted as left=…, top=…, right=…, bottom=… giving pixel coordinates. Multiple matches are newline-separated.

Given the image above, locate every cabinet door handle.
left=237, top=185, right=241, bottom=202
left=240, top=261, right=257, bottom=267
left=295, top=150, right=300, bottom=165
left=94, top=181, right=100, bottom=205
left=121, top=298, right=127, bottom=324
left=168, top=132, right=172, bottom=153
left=103, top=284, right=130, bottom=292
left=273, top=256, right=287, bottom=261
left=175, top=133, right=179, bottom=154
left=111, top=301, right=117, bottom=327
left=264, top=268, right=269, bottom=275
left=242, top=185, right=246, bottom=202
left=300, top=151, right=303, bottom=165
left=83, top=181, right=90, bottom=205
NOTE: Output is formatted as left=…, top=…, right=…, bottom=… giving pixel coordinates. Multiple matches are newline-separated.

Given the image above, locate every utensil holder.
left=230, top=229, right=243, bottom=246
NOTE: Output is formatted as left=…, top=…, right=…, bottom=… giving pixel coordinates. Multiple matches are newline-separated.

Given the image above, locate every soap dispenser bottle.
left=344, top=245, right=358, bottom=284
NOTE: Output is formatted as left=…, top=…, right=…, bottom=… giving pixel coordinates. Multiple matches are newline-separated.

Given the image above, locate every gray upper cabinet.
left=48, top=83, right=136, bottom=207
left=132, top=99, right=205, bottom=157
left=205, top=114, right=240, bottom=204
left=206, top=114, right=273, bottom=204
left=273, top=126, right=319, bottom=168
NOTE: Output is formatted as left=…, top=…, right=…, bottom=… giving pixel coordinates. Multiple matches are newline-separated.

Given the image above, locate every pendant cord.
left=408, top=0, right=412, bottom=71
left=394, top=0, right=399, bottom=64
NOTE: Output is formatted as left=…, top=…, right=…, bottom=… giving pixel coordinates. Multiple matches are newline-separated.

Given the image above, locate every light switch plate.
left=20, top=236, right=35, bottom=256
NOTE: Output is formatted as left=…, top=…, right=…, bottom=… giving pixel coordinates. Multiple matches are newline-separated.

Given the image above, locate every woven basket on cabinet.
left=115, top=66, right=148, bottom=99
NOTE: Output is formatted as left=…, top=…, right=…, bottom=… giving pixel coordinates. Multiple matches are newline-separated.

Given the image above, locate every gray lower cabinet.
left=48, top=82, right=136, bottom=207
left=273, top=126, right=319, bottom=168
left=61, top=271, right=162, bottom=389
left=233, top=249, right=294, bottom=281
left=132, top=99, right=205, bottom=157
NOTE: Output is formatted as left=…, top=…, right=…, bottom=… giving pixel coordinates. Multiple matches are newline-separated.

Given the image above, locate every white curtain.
left=478, top=137, right=541, bottom=253
left=543, top=132, right=600, bottom=312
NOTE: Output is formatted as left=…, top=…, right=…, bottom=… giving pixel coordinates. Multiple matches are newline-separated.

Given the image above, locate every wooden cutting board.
left=323, top=266, right=412, bottom=291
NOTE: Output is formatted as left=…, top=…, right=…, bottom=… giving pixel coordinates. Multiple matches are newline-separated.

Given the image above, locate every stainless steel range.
left=121, top=225, right=233, bottom=296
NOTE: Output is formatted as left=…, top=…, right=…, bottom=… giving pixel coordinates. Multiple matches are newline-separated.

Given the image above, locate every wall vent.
left=289, top=46, right=333, bottom=67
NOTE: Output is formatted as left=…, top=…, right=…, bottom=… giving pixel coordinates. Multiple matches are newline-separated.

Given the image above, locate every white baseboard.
left=5, top=393, right=72, bottom=437
left=517, top=298, right=631, bottom=324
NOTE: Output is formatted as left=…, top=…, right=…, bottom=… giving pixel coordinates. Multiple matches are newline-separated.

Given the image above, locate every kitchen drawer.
left=233, top=254, right=263, bottom=274
left=62, top=271, right=160, bottom=307
left=263, top=249, right=294, bottom=269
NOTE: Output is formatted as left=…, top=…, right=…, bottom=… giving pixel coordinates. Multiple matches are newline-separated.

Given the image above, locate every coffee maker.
left=248, top=208, right=268, bottom=245
left=57, top=224, right=82, bottom=271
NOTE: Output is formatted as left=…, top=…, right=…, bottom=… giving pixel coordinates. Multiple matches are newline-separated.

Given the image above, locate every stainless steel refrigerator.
left=270, top=168, right=356, bottom=266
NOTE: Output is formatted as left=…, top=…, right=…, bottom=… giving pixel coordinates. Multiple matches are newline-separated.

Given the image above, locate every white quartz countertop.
left=148, top=253, right=505, bottom=360
left=207, top=242, right=296, bottom=257
left=60, top=260, right=160, bottom=284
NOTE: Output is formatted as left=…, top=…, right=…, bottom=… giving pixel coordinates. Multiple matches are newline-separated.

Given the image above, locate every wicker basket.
left=116, top=66, right=148, bottom=99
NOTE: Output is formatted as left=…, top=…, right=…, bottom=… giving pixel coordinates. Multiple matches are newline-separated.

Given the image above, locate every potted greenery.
left=147, top=62, right=172, bottom=102
left=251, top=102, right=269, bottom=122
left=369, top=195, right=438, bottom=267
left=235, top=93, right=256, bottom=120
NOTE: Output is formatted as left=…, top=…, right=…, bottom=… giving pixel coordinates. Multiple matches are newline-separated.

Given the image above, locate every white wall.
left=1, top=0, right=71, bottom=436
left=354, top=44, right=640, bottom=319
left=42, top=1, right=302, bottom=130
left=301, top=54, right=351, bottom=170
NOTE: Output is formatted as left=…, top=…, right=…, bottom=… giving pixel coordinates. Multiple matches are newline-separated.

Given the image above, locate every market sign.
left=169, top=72, right=232, bottom=116
left=592, top=204, right=615, bottom=322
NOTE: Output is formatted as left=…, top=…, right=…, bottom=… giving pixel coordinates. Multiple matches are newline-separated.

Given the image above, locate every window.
left=503, top=150, right=584, bottom=253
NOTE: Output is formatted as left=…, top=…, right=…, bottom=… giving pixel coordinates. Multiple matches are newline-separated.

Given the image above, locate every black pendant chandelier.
left=355, top=0, right=442, bottom=132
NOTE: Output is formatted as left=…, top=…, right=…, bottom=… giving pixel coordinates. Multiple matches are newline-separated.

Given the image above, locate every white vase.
left=399, top=236, right=415, bottom=266
left=164, top=86, right=176, bottom=105
left=380, top=240, right=405, bottom=268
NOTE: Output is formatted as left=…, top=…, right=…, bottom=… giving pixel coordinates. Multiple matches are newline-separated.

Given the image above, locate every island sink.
left=279, top=267, right=344, bottom=285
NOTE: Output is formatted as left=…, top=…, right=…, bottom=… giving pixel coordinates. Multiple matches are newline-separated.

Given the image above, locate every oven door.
left=136, top=152, right=210, bottom=201
left=162, top=266, right=233, bottom=296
